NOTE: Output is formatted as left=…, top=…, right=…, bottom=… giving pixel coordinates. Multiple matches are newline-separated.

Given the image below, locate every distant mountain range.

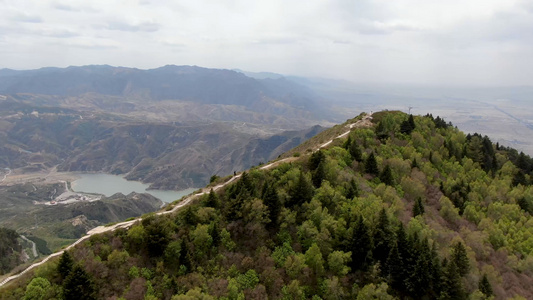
left=0, top=65, right=331, bottom=189
left=0, top=65, right=326, bottom=118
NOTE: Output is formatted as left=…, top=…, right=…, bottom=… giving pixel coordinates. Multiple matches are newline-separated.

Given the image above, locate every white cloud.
left=0, top=0, right=532, bottom=86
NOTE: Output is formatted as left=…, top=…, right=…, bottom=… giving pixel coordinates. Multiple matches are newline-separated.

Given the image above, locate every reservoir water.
left=71, top=173, right=197, bottom=203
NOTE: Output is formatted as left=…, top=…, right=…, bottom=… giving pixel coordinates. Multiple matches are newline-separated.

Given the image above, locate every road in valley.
left=19, top=236, right=38, bottom=258
left=0, top=113, right=373, bottom=288
left=0, top=168, right=11, bottom=183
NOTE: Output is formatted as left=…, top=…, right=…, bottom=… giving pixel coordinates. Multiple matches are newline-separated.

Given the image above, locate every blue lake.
left=71, top=173, right=197, bottom=203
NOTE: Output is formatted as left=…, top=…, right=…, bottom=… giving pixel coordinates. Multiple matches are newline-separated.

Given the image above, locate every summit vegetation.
left=2, top=111, right=533, bottom=299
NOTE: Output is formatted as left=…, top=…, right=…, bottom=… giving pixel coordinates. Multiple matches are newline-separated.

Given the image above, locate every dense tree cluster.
left=0, top=227, right=22, bottom=275
left=3, top=112, right=533, bottom=299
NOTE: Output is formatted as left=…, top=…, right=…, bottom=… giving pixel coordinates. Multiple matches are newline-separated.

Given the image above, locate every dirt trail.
left=0, top=113, right=373, bottom=288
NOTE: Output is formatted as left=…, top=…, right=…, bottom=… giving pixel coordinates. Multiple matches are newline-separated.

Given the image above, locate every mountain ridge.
left=3, top=111, right=533, bottom=299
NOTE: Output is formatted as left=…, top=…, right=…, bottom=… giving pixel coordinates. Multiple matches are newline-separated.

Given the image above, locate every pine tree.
left=288, top=170, right=313, bottom=207
left=386, top=242, right=404, bottom=292
left=373, top=209, right=393, bottom=271
left=365, top=152, right=379, bottom=175
left=429, top=243, right=444, bottom=298
left=400, top=120, right=413, bottom=135
left=239, top=171, right=254, bottom=195
left=440, top=261, right=466, bottom=300
left=466, top=136, right=484, bottom=164
left=379, top=165, right=394, bottom=185
left=411, top=158, right=419, bottom=169
left=517, top=197, right=533, bottom=214
left=62, top=265, right=96, bottom=300
left=262, top=182, right=281, bottom=228
left=226, top=188, right=249, bottom=221
left=413, top=197, right=425, bottom=217
left=349, top=140, right=363, bottom=162
left=182, top=206, right=198, bottom=226
left=312, top=160, right=326, bottom=188
left=394, top=224, right=412, bottom=294
left=179, top=239, right=191, bottom=272
left=309, top=150, right=325, bottom=171
left=376, top=121, right=389, bottom=140
left=408, top=114, right=416, bottom=130
left=512, top=171, right=528, bottom=187
left=57, top=251, right=74, bottom=280
left=407, top=238, right=432, bottom=298
left=205, top=189, right=218, bottom=208
left=479, top=273, right=493, bottom=297
left=208, top=222, right=221, bottom=248
left=517, top=151, right=530, bottom=172
left=348, top=216, right=373, bottom=271
left=343, top=135, right=352, bottom=150
left=451, top=242, right=469, bottom=277
left=345, top=178, right=359, bottom=200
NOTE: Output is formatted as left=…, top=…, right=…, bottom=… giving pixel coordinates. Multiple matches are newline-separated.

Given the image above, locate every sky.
left=1, top=0, right=533, bottom=86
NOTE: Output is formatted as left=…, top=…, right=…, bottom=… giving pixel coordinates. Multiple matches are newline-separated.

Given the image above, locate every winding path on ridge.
left=0, top=113, right=373, bottom=288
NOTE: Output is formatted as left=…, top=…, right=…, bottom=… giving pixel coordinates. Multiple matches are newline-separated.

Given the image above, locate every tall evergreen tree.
left=400, top=115, right=415, bottom=135
left=182, top=206, right=198, bottom=226
left=205, top=188, right=219, bottom=208
left=386, top=242, right=404, bottom=292
left=262, top=182, right=281, bottom=228
left=413, top=197, right=425, bottom=217
left=407, top=239, right=433, bottom=298
left=517, top=197, right=533, bottom=214
left=208, top=222, right=221, bottom=248
left=379, top=165, right=394, bottom=185
left=365, top=152, right=379, bottom=175
left=309, top=150, right=325, bottom=171
left=396, top=224, right=413, bottom=294
left=239, top=171, right=254, bottom=195
left=349, top=140, right=363, bottom=162
left=481, top=136, right=496, bottom=172
left=411, top=158, right=419, bottom=169
left=408, top=114, right=416, bottom=129
left=57, top=251, right=74, bottom=280
left=479, top=273, right=493, bottom=297
left=451, top=242, right=470, bottom=277
left=288, top=170, right=313, bottom=207
left=373, top=209, right=393, bottom=268
left=312, top=160, right=326, bottom=188
left=517, top=151, right=530, bottom=172
left=466, top=136, right=484, bottom=165
left=343, top=135, right=352, bottom=150
left=439, top=261, right=466, bottom=300
left=376, top=121, right=389, bottom=140
left=226, top=188, right=249, bottom=221
left=345, top=178, right=359, bottom=200
left=429, top=243, right=444, bottom=298
left=179, top=239, right=191, bottom=272
left=62, top=265, right=96, bottom=300
left=512, top=171, right=528, bottom=187
left=348, top=216, right=373, bottom=271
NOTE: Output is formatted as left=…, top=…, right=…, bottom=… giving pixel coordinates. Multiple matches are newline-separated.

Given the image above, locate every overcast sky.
left=1, top=0, right=533, bottom=86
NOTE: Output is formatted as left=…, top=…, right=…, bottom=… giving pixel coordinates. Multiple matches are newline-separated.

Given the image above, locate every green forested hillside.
left=0, top=228, right=22, bottom=275
left=2, top=111, right=533, bottom=299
